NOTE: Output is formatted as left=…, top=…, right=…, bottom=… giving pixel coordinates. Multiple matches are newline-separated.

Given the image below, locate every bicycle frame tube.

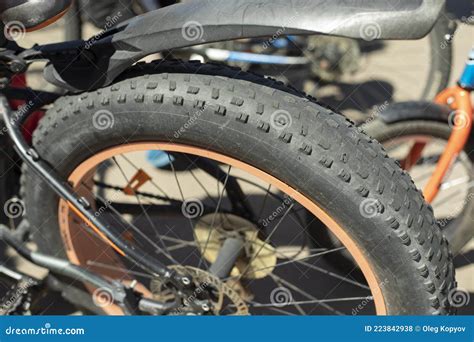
left=422, top=49, right=474, bottom=203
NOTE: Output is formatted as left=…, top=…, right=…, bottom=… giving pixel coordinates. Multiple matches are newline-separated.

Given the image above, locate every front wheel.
left=23, top=61, right=454, bottom=315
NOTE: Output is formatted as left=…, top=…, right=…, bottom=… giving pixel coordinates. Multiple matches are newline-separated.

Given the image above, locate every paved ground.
left=6, top=11, right=474, bottom=315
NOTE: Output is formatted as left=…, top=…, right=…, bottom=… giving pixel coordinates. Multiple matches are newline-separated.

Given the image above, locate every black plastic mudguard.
left=44, top=0, right=445, bottom=91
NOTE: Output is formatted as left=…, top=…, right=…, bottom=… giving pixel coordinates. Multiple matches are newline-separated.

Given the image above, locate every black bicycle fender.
left=44, top=0, right=445, bottom=91
left=378, top=101, right=452, bottom=124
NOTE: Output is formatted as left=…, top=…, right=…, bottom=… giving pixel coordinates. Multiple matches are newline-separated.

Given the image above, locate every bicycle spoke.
left=270, top=274, right=344, bottom=315
left=224, top=246, right=347, bottom=280
left=238, top=202, right=295, bottom=279
left=198, top=165, right=232, bottom=270
left=189, top=169, right=218, bottom=206
left=119, top=154, right=172, bottom=200
left=270, top=273, right=307, bottom=315
left=257, top=184, right=272, bottom=221
left=249, top=296, right=372, bottom=308
left=111, top=157, right=177, bottom=264
left=166, top=154, right=211, bottom=268
left=275, top=249, right=370, bottom=290
left=81, top=181, right=178, bottom=265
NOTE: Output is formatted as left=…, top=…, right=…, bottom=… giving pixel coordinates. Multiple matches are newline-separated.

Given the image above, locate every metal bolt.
left=27, top=148, right=40, bottom=161
left=201, top=303, right=210, bottom=312
left=182, top=277, right=191, bottom=285
left=10, top=61, right=25, bottom=73
left=78, top=197, right=91, bottom=209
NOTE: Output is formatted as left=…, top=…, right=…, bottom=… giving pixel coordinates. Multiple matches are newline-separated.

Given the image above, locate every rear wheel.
left=23, top=60, right=454, bottom=315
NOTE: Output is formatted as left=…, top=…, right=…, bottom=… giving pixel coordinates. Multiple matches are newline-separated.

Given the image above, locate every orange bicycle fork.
left=403, top=47, right=474, bottom=203
left=422, top=86, right=473, bottom=203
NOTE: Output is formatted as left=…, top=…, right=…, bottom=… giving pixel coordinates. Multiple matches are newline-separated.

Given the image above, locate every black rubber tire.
left=310, top=115, right=473, bottom=278
left=365, top=119, right=474, bottom=254
left=23, top=60, right=455, bottom=315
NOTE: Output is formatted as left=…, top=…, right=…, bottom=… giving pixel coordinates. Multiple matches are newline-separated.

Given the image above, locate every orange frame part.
left=422, top=86, right=473, bottom=203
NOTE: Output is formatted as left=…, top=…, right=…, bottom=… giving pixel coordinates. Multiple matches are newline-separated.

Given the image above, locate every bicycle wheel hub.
left=194, top=214, right=277, bottom=279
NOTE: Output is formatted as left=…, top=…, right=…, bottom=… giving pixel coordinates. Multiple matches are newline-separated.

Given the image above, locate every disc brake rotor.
left=194, top=214, right=277, bottom=279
